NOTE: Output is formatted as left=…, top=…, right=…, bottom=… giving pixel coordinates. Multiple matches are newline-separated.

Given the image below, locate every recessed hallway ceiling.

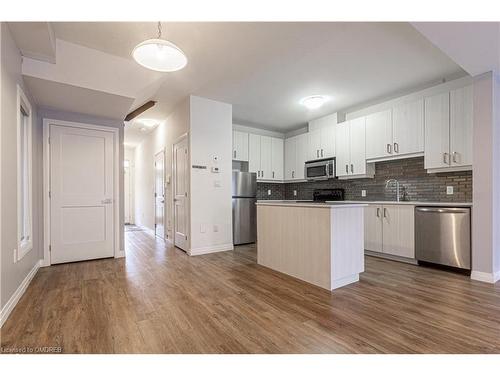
left=16, top=22, right=466, bottom=131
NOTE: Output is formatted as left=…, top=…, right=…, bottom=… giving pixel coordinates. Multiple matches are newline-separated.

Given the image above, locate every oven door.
left=305, top=161, right=329, bottom=180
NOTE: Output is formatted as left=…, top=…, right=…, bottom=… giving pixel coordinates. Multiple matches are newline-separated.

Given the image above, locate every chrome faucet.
left=385, top=179, right=400, bottom=202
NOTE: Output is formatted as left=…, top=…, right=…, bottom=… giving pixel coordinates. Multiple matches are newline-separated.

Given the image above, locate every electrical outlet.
left=361, top=189, right=366, bottom=197
left=267, top=189, right=271, bottom=196
left=446, top=186, right=454, bottom=195
left=293, top=190, right=297, bottom=196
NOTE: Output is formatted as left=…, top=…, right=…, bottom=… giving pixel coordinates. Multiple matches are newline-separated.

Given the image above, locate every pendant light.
left=132, top=22, right=187, bottom=72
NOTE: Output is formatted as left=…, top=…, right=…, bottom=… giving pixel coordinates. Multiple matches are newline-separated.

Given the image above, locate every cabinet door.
left=308, top=128, right=322, bottom=160
left=364, top=205, right=383, bottom=252
left=320, top=125, right=336, bottom=158
left=248, top=133, right=261, bottom=175
left=382, top=205, right=415, bottom=258
left=393, top=99, right=424, bottom=156
left=424, top=92, right=450, bottom=169
left=232, top=130, right=249, bottom=161
left=284, top=137, right=296, bottom=180
left=365, top=110, right=393, bottom=159
left=295, top=133, right=308, bottom=180
left=450, top=85, right=473, bottom=167
left=260, top=136, right=273, bottom=180
left=271, top=137, right=284, bottom=180
left=335, top=121, right=350, bottom=177
left=349, top=117, right=367, bottom=175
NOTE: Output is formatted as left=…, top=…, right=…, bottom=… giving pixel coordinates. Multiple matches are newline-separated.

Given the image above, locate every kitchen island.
left=256, top=201, right=367, bottom=290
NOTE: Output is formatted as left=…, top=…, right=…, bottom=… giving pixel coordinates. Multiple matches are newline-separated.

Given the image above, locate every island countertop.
left=257, top=199, right=472, bottom=207
left=256, top=201, right=368, bottom=209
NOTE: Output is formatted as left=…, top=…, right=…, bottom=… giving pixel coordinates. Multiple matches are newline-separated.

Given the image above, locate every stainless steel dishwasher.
left=415, top=207, right=471, bottom=270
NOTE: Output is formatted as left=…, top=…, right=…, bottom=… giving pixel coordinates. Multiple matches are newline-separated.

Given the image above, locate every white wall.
left=1, top=23, right=42, bottom=311
left=134, top=97, right=190, bottom=237
left=189, top=96, right=233, bottom=254
left=124, top=146, right=135, bottom=224
left=472, top=71, right=500, bottom=283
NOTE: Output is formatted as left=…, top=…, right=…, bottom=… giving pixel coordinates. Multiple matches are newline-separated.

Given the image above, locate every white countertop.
left=256, top=201, right=368, bottom=208
left=257, top=200, right=472, bottom=207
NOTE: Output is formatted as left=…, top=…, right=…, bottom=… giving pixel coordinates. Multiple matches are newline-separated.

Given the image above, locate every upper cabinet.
left=335, top=117, right=375, bottom=178
left=232, top=130, right=249, bottom=161
left=365, top=100, right=424, bottom=161
left=308, top=113, right=336, bottom=160
left=424, top=85, right=472, bottom=172
left=248, top=133, right=284, bottom=181
left=285, top=133, right=308, bottom=181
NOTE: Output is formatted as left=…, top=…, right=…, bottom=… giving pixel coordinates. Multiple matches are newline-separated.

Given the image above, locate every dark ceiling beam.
left=124, top=100, right=156, bottom=121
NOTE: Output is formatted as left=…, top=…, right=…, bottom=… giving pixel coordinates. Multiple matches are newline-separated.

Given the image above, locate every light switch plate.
left=447, top=186, right=454, bottom=195
left=267, top=189, right=271, bottom=196
left=361, top=189, right=366, bottom=197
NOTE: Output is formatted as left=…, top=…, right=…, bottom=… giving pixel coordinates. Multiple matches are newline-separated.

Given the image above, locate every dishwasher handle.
left=416, top=207, right=470, bottom=214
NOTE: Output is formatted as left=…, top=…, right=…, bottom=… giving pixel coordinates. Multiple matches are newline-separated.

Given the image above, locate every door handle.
left=394, top=142, right=399, bottom=153
left=350, top=164, right=354, bottom=173
left=101, top=198, right=112, bottom=204
left=387, top=143, right=392, bottom=154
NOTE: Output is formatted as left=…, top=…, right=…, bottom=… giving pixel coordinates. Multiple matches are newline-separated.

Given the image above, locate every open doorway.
left=154, top=150, right=165, bottom=239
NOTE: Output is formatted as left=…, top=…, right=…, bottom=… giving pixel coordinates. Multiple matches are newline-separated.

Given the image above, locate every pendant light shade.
left=132, top=23, right=187, bottom=72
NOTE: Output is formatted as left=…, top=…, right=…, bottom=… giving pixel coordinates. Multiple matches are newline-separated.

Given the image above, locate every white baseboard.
left=188, top=243, right=234, bottom=256
left=115, top=250, right=126, bottom=258
left=331, top=274, right=359, bottom=290
left=471, top=270, right=500, bottom=284
left=0, top=260, right=41, bottom=328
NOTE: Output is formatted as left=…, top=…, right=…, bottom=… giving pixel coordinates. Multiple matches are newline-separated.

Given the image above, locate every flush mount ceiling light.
left=132, top=22, right=187, bottom=72
left=300, top=95, right=329, bottom=110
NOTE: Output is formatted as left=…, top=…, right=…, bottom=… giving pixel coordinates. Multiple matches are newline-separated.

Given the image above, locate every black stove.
left=312, top=188, right=345, bottom=202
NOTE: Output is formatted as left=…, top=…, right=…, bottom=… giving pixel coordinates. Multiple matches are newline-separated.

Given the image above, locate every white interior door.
left=173, top=137, right=189, bottom=250
left=124, top=163, right=131, bottom=224
left=50, top=124, right=114, bottom=264
left=155, top=151, right=165, bottom=239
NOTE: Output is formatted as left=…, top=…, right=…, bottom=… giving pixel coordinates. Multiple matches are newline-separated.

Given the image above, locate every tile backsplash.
left=257, top=157, right=472, bottom=202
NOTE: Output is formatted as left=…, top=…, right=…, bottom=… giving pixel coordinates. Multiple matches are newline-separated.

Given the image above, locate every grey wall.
left=1, top=23, right=42, bottom=310
left=37, top=107, right=125, bottom=254
left=257, top=157, right=472, bottom=202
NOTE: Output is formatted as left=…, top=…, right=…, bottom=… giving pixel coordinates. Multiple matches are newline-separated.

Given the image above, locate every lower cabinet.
left=364, top=204, right=415, bottom=259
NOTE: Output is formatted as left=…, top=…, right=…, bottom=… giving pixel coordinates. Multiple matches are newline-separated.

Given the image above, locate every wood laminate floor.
left=1, top=230, right=499, bottom=353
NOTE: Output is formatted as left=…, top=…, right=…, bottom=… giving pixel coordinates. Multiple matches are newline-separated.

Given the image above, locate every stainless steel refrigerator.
left=232, top=171, right=257, bottom=245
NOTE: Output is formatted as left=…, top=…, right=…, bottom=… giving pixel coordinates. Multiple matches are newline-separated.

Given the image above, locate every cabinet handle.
left=383, top=207, right=387, bottom=218
left=261, top=170, right=264, bottom=178
left=345, top=164, right=349, bottom=174
left=452, top=151, right=458, bottom=163
left=292, top=171, right=294, bottom=178
left=316, top=149, right=319, bottom=158
left=443, top=152, right=450, bottom=165
left=321, top=149, right=324, bottom=157
left=350, top=164, right=354, bottom=173
left=233, top=150, right=236, bottom=158
left=272, top=171, right=275, bottom=178
left=387, top=143, right=392, bottom=154
left=394, top=142, right=399, bottom=153
left=376, top=207, right=380, bottom=217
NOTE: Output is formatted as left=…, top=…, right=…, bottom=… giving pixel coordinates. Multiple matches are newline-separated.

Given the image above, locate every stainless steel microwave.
left=305, top=158, right=336, bottom=181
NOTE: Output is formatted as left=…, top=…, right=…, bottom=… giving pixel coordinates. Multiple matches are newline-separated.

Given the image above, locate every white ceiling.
left=12, top=22, right=466, bottom=137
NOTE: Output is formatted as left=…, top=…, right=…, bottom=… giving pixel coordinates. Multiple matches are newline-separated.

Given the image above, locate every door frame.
left=154, top=149, right=166, bottom=239
left=172, top=132, right=190, bottom=250
left=42, top=118, right=121, bottom=266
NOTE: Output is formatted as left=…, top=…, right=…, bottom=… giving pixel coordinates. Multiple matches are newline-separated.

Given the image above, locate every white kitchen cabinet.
left=284, top=133, right=308, bottom=181
left=381, top=205, right=415, bottom=258
left=364, top=204, right=415, bottom=259
left=365, top=109, right=393, bottom=159
left=424, top=85, right=473, bottom=172
left=232, top=130, right=249, bottom=161
left=392, top=99, right=424, bottom=156
left=336, top=118, right=373, bottom=178
left=364, top=205, right=383, bottom=252
left=450, top=85, right=473, bottom=167
left=271, top=137, right=284, bottom=180
left=308, top=114, right=336, bottom=160
left=248, top=133, right=284, bottom=181
left=424, top=92, right=450, bottom=170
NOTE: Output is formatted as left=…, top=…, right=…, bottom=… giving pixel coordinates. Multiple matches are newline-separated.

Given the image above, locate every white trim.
left=0, top=260, right=40, bottom=327
left=42, top=118, right=122, bottom=266
left=471, top=270, right=500, bottom=284
left=154, top=149, right=166, bottom=239
left=331, top=273, right=359, bottom=290
left=365, top=250, right=419, bottom=265
left=188, top=243, right=234, bottom=256
left=427, top=165, right=473, bottom=174
left=366, top=152, right=424, bottom=164
left=16, top=85, right=33, bottom=262
left=172, top=132, right=190, bottom=251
